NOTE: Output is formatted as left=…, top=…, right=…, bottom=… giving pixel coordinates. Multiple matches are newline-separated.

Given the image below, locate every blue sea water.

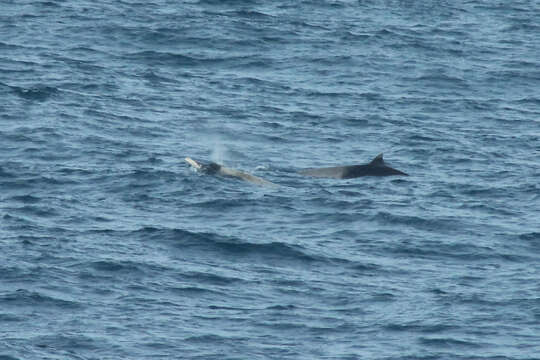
left=1, top=0, right=539, bottom=359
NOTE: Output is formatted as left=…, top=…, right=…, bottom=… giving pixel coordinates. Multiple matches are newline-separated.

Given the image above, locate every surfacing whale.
left=298, top=153, right=408, bottom=179
left=185, top=157, right=277, bottom=187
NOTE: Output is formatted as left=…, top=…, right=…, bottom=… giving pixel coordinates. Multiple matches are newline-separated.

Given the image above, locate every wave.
left=0, top=313, right=21, bottom=322
left=32, top=334, right=98, bottom=351
left=181, top=271, right=243, bottom=286
left=1, top=174, right=79, bottom=191
left=419, top=336, right=482, bottom=349
left=8, top=195, right=41, bottom=204
left=167, top=286, right=226, bottom=297
left=0, top=166, right=16, bottom=178
left=127, top=226, right=319, bottom=266
left=124, top=51, right=201, bottom=66
left=519, top=232, right=540, bottom=241
left=116, top=226, right=386, bottom=275
left=410, top=73, right=470, bottom=89
left=0, top=289, right=81, bottom=310
left=6, top=83, right=59, bottom=102
left=373, top=211, right=462, bottom=233
left=7, top=205, right=59, bottom=218
left=385, top=322, right=455, bottom=333
left=123, top=50, right=268, bottom=69
left=387, top=235, right=532, bottom=263
left=222, top=10, right=274, bottom=19
left=0, top=355, right=20, bottom=360
left=197, top=0, right=259, bottom=5
left=519, top=232, right=540, bottom=252
left=87, top=260, right=144, bottom=274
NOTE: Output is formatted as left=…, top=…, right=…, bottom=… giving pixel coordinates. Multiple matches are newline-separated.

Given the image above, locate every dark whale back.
left=200, top=162, right=221, bottom=175
left=299, top=153, right=408, bottom=179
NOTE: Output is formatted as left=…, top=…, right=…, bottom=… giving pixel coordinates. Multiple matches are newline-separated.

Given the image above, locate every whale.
left=298, top=153, right=408, bottom=179
left=185, top=157, right=278, bottom=187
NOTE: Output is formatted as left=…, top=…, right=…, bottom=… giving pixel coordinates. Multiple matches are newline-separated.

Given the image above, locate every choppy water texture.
left=1, top=1, right=540, bottom=359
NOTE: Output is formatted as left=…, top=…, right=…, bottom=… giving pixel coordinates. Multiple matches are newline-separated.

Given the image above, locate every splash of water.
left=210, top=142, right=227, bottom=165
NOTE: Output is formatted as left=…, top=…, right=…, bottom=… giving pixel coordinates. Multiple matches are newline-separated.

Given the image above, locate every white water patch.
left=210, top=141, right=229, bottom=165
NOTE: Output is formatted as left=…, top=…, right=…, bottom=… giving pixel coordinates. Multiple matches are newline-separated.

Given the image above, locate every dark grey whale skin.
left=298, top=154, right=408, bottom=179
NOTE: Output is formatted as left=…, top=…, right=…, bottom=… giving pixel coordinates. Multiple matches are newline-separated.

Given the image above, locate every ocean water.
left=1, top=0, right=539, bottom=359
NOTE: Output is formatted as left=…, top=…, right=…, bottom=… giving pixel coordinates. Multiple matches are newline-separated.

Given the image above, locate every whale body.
left=298, top=153, right=408, bottom=179
left=185, top=157, right=277, bottom=187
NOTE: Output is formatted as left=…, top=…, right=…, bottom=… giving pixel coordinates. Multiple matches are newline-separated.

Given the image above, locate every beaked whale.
left=298, top=153, right=408, bottom=179
left=185, top=157, right=278, bottom=187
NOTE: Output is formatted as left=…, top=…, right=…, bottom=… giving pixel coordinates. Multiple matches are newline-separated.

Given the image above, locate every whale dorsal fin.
left=369, top=153, right=384, bottom=166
